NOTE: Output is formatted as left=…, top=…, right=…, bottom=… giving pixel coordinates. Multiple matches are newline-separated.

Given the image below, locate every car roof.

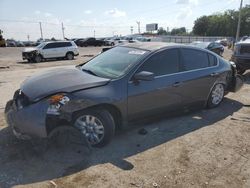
left=44, top=41, right=71, bottom=44
left=122, top=42, right=181, bottom=51
left=238, top=39, right=250, bottom=44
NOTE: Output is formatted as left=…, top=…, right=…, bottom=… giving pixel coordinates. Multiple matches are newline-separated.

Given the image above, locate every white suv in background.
left=22, top=41, right=79, bottom=63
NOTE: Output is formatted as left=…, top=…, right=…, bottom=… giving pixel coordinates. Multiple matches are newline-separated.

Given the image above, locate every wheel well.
left=73, top=104, right=123, bottom=130
left=66, top=51, right=74, bottom=56
left=46, top=104, right=123, bottom=136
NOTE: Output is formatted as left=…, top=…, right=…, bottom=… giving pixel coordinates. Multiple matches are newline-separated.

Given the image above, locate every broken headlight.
left=47, top=93, right=70, bottom=115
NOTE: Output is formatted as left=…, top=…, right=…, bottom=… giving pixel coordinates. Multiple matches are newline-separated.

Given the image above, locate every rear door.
left=57, top=42, right=72, bottom=57
left=41, top=43, right=58, bottom=58
left=127, top=48, right=183, bottom=120
left=177, top=48, right=219, bottom=107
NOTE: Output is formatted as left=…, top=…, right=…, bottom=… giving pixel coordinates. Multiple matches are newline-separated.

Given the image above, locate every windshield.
left=81, top=47, right=149, bottom=79
left=36, top=42, right=45, bottom=49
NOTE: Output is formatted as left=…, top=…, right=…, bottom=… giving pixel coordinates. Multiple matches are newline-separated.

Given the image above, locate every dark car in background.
left=79, top=37, right=104, bottom=47
left=73, top=38, right=85, bottom=46
left=190, top=41, right=224, bottom=56
left=5, top=42, right=243, bottom=147
left=231, top=39, right=250, bottom=74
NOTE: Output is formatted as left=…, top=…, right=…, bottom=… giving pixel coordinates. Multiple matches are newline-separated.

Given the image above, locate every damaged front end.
left=22, top=50, right=39, bottom=61
left=4, top=90, right=75, bottom=140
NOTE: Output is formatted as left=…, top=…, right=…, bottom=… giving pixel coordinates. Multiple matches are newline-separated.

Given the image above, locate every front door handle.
left=210, top=72, right=219, bottom=77
left=173, top=82, right=182, bottom=87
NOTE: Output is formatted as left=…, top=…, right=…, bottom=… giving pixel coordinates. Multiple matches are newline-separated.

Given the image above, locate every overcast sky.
left=0, top=0, right=249, bottom=40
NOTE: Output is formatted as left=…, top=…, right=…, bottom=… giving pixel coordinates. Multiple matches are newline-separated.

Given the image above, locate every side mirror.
left=133, top=71, right=155, bottom=81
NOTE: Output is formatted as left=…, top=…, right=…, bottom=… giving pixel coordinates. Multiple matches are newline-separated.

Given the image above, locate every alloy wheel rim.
left=74, top=115, right=104, bottom=145
left=67, top=54, right=73, bottom=60
left=211, top=84, right=224, bottom=105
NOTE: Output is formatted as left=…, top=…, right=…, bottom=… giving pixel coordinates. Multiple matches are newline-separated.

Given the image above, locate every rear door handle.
left=173, top=82, right=182, bottom=87
left=210, top=72, right=219, bottom=77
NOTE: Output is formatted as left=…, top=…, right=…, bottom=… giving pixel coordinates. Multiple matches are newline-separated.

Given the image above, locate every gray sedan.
left=5, top=42, right=243, bottom=147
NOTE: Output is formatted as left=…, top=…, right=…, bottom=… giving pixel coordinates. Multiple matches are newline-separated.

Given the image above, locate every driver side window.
left=139, top=49, right=180, bottom=76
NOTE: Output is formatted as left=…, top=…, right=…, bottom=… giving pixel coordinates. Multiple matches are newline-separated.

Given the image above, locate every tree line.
left=157, top=5, right=250, bottom=37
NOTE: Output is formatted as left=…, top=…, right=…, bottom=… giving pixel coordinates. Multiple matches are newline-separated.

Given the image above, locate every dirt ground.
left=0, top=47, right=250, bottom=188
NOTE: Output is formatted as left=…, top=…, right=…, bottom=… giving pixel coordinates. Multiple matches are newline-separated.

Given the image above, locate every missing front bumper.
left=230, top=74, right=244, bottom=92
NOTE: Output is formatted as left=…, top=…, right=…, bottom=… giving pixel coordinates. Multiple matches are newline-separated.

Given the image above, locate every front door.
left=127, top=48, right=183, bottom=120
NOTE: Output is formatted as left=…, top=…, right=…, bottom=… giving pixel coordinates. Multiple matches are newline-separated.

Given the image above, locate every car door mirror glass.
left=133, top=71, right=155, bottom=81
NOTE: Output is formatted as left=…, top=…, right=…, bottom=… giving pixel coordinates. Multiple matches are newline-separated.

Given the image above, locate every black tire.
left=207, top=83, right=225, bottom=108
left=73, top=108, right=115, bottom=147
left=111, top=42, right=114, bottom=46
left=34, top=54, right=42, bottom=63
left=48, top=125, right=90, bottom=149
left=66, top=52, right=74, bottom=60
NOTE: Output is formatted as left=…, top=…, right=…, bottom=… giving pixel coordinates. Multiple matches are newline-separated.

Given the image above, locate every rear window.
left=208, top=53, right=217, bottom=66
left=180, top=48, right=209, bottom=71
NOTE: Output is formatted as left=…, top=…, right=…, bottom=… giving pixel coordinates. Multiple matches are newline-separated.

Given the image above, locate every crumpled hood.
left=23, top=47, right=38, bottom=52
left=21, top=67, right=110, bottom=101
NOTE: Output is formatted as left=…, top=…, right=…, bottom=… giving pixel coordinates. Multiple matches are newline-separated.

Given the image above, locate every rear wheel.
left=66, top=52, right=74, bottom=60
left=73, top=109, right=115, bottom=147
left=207, top=83, right=225, bottom=108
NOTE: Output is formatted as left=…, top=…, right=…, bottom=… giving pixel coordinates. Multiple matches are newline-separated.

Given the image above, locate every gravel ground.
left=0, top=46, right=249, bottom=188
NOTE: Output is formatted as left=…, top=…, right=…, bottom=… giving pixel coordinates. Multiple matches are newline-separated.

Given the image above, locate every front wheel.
left=34, top=54, right=42, bottom=63
left=207, top=83, right=225, bottom=108
left=73, top=109, right=115, bottom=147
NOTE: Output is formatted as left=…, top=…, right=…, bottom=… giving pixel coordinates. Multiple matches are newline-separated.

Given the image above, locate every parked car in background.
left=5, top=42, right=243, bottom=147
left=79, top=37, right=104, bottom=47
left=16, top=41, right=25, bottom=47
left=6, top=39, right=16, bottom=47
left=73, top=38, right=85, bottom=46
left=104, top=38, right=117, bottom=46
left=215, top=39, right=228, bottom=47
left=23, top=41, right=37, bottom=47
left=190, top=41, right=224, bottom=56
left=22, top=41, right=79, bottom=63
left=240, top=36, right=249, bottom=42
left=231, top=39, right=250, bottom=74
left=136, top=37, right=151, bottom=42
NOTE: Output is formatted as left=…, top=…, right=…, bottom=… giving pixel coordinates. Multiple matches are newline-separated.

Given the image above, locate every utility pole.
left=94, top=30, right=95, bottom=38
left=39, top=22, right=43, bottom=39
left=27, top=35, right=30, bottom=41
left=130, top=26, right=133, bottom=35
left=136, top=21, right=141, bottom=34
left=61, top=22, right=65, bottom=40
left=236, top=0, right=243, bottom=42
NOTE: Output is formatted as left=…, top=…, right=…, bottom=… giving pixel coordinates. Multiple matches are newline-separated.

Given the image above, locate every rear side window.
left=140, top=49, right=179, bottom=76
left=57, top=42, right=72, bottom=47
left=208, top=53, right=217, bottom=66
left=180, top=48, right=209, bottom=71
left=63, top=42, right=72, bottom=47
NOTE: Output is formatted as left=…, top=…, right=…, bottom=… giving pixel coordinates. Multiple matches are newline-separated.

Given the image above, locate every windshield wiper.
left=82, top=68, right=98, bottom=76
